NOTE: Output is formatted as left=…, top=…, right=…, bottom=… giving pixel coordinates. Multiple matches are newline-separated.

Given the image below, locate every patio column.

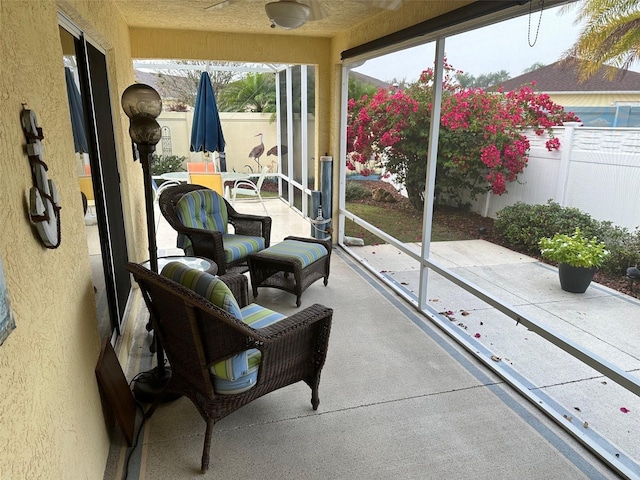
left=418, top=37, right=445, bottom=311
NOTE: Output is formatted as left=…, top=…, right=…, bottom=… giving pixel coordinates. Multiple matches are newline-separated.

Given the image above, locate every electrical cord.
left=121, top=372, right=155, bottom=480
left=122, top=402, right=146, bottom=480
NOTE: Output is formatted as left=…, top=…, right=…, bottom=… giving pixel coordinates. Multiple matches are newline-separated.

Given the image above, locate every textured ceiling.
left=113, top=0, right=410, bottom=37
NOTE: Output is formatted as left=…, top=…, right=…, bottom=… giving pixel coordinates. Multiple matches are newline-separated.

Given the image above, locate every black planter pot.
left=558, top=263, right=596, bottom=293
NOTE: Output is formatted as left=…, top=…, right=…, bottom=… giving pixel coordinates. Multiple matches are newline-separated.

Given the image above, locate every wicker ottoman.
left=248, top=236, right=331, bottom=307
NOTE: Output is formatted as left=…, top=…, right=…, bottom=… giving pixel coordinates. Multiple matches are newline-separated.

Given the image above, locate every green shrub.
left=539, top=228, right=609, bottom=268
left=496, top=200, right=640, bottom=276
left=597, top=222, right=640, bottom=275
left=495, top=201, right=600, bottom=254
left=150, top=155, right=187, bottom=175
left=345, top=181, right=371, bottom=201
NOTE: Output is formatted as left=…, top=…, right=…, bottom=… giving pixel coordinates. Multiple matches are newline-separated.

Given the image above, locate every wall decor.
left=0, top=255, right=15, bottom=345
left=21, top=106, right=62, bottom=248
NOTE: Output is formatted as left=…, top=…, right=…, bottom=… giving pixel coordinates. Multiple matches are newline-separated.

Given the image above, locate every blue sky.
left=353, top=4, right=585, bottom=82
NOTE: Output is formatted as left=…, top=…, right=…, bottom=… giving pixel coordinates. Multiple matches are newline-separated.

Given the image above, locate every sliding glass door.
left=59, top=19, right=130, bottom=340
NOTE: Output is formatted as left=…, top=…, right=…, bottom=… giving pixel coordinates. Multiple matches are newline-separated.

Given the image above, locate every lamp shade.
left=121, top=84, right=162, bottom=119
left=265, top=1, right=310, bottom=29
left=129, top=115, right=162, bottom=146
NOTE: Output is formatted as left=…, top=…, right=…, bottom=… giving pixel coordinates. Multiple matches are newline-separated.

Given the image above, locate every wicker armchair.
left=126, top=262, right=333, bottom=473
left=159, top=183, right=272, bottom=274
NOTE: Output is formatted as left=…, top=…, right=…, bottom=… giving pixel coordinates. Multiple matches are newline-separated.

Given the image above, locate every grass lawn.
left=345, top=203, right=477, bottom=244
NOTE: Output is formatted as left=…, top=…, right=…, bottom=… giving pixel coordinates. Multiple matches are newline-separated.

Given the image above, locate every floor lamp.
left=121, top=84, right=169, bottom=403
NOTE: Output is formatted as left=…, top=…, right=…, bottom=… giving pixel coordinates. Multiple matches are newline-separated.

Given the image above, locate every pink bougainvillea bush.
left=347, top=62, right=580, bottom=209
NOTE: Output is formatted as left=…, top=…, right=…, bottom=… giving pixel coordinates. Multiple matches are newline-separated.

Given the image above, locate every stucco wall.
left=129, top=28, right=334, bottom=180
left=0, top=0, right=140, bottom=478
left=158, top=111, right=314, bottom=174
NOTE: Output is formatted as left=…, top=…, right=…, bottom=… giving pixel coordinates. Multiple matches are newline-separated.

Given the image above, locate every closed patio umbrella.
left=190, top=71, right=226, bottom=171
left=64, top=67, right=89, bottom=154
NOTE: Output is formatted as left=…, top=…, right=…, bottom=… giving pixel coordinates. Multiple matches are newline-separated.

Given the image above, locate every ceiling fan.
left=205, top=0, right=404, bottom=30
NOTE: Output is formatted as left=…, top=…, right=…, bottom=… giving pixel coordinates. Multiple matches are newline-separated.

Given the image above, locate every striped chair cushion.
left=176, top=189, right=228, bottom=232
left=222, top=234, right=266, bottom=263
left=160, top=261, right=285, bottom=395
left=173, top=189, right=266, bottom=262
left=175, top=189, right=227, bottom=252
left=161, top=262, right=241, bottom=318
left=211, top=304, right=285, bottom=395
left=261, top=239, right=328, bottom=267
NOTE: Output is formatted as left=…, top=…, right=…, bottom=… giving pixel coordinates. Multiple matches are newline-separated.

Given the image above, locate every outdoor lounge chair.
left=231, top=165, right=269, bottom=213
left=159, top=183, right=272, bottom=274
left=126, top=261, right=333, bottom=473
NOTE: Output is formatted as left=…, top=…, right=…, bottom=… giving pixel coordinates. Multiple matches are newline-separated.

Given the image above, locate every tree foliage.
left=155, top=61, right=243, bottom=106
left=455, top=70, right=511, bottom=88
left=348, top=76, right=378, bottom=101
left=347, top=61, right=580, bottom=210
left=563, top=0, right=640, bottom=80
left=218, top=72, right=277, bottom=113
left=522, top=62, right=546, bottom=74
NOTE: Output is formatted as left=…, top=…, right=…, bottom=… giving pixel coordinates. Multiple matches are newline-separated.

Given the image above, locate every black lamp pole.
left=137, top=141, right=159, bottom=273
left=121, top=84, right=170, bottom=402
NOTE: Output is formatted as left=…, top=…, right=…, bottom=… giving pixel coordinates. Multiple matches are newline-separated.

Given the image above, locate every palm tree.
left=218, top=73, right=277, bottom=113
left=522, top=62, right=546, bottom=74
left=563, top=0, right=640, bottom=80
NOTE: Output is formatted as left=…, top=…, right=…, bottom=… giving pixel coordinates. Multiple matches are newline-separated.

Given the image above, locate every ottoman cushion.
left=258, top=239, right=328, bottom=267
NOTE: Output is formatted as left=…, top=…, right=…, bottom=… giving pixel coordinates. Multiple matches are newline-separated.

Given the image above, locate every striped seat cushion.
left=160, top=262, right=285, bottom=395
left=211, top=304, right=285, bottom=395
left=261, top=239, right=328, bottom=268
left=222, top=234, right=265, bottom=263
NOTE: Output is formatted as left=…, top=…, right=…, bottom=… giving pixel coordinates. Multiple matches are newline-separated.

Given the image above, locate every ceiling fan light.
left=265, top=1, right=311, bottom=29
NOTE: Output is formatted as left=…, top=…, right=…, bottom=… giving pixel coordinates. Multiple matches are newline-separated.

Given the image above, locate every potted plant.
left=538, top=228, right=609, bottom=293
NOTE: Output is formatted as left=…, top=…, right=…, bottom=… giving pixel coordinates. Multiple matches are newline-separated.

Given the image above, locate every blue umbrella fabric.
left=190, top=72, right=226, bottom=171
left=64, top=67, right=89, bottom=154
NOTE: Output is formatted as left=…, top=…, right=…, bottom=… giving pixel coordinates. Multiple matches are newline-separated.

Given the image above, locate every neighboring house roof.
left=350, top=71, right=391, bottom=89
left=497, top=60, right=640, bottom=93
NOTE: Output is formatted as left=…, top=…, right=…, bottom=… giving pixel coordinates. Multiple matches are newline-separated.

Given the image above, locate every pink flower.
left=480, top=145, right=501, bottom=168
left=345, top=61, right=579, bottom=203
left=545, top=137, right=561, bottom=151
left=620, top=407, right=630, bottom=413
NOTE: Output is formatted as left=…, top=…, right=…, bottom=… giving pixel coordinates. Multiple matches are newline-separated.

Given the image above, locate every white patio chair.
left=231, top=166, right=269, bottom=213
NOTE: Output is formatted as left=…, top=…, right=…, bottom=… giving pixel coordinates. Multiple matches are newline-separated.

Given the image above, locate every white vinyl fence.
left=471, top=124, right=640, bottom=232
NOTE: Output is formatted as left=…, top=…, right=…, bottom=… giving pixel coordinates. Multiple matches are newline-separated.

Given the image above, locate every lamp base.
left=132, top=366, right=181, bottom=404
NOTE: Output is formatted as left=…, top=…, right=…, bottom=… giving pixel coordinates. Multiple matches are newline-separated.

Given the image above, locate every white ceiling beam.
left=133, top=61, right=283, bottom=73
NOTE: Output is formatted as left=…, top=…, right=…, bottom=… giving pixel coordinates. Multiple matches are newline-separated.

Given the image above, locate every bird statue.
left=266, top=144, right=288, bottom=157
left=248, top=133, right=265, bottom=168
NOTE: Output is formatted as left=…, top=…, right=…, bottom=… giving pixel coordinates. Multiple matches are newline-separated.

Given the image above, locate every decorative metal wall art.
left=21, top=106, right=62, bottom=248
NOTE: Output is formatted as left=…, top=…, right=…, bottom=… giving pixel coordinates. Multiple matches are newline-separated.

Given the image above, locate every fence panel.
left=471, top=126, right=640, bottom=232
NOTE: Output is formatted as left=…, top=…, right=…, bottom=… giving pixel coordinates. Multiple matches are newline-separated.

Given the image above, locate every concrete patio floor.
left=104, top=197, right=638, bottom=479
left=354, top=239, right=640, bottom=471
